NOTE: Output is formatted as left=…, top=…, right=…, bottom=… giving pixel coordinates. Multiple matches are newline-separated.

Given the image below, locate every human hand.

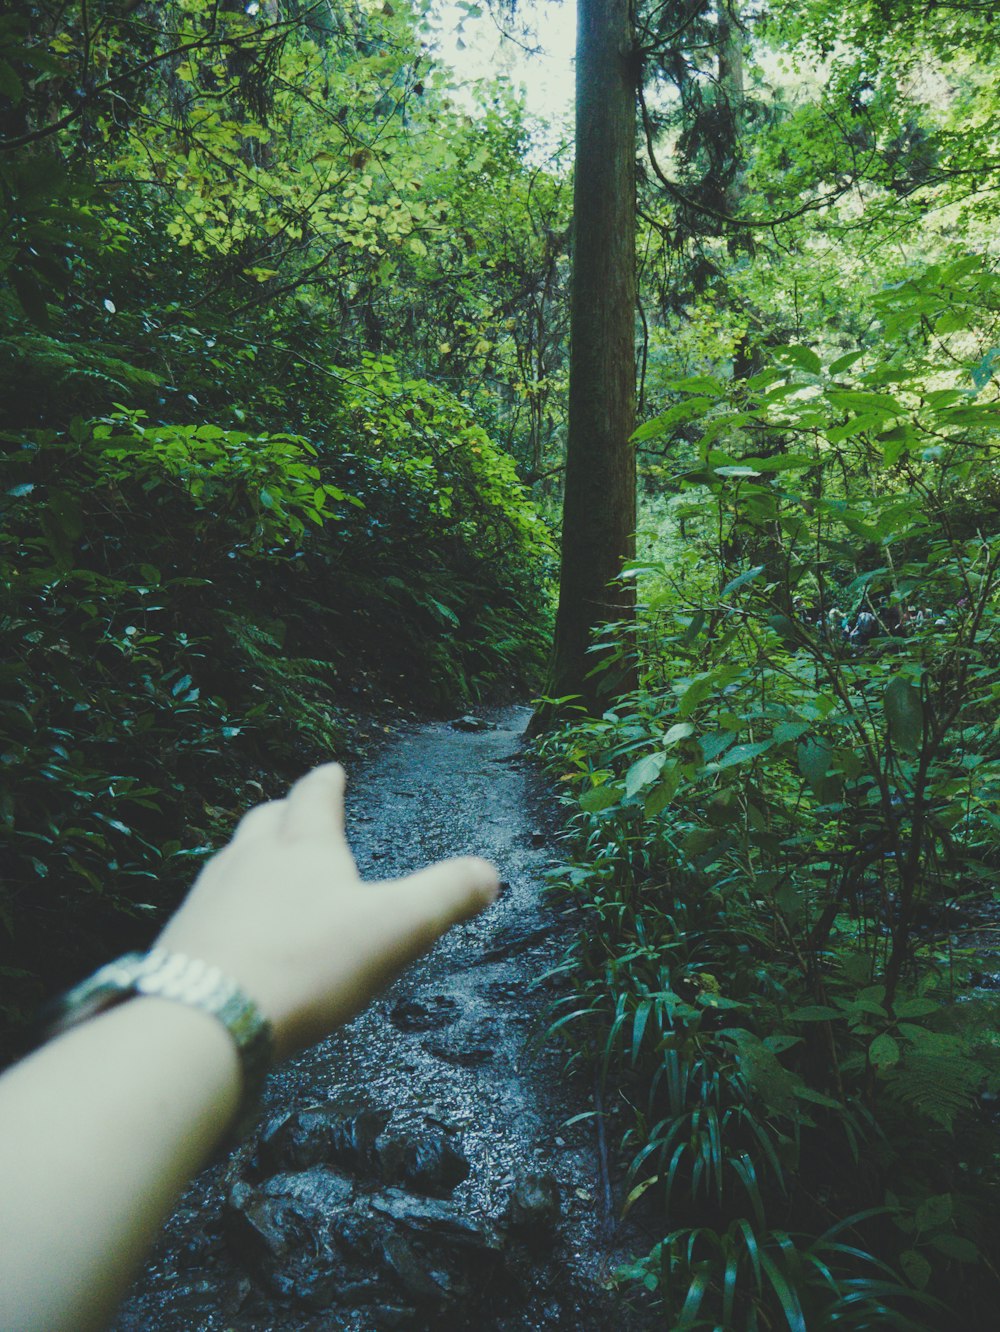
left=155, top=763, right=499, bottom=1060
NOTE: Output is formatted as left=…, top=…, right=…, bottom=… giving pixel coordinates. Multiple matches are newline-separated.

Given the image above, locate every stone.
left=379, top=1230, right=449, bottom=1302
left=504, top=1169, right=560, bottom=1238
left=225, top=1168, right=376, bottom=1309
left=389, top=994, right=461, bottom=1033
left=450, top=715, right=493, bottom=731
left=370, top=1188, right=503, bottom=1256
left=424, top=1026, right=496, bottom=1067
left=376, top=1126, right=470, bottom=1197
left=256, top=1104, right=388, bottom=1178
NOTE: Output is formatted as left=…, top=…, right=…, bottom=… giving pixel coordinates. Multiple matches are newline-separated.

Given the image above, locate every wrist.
left=43, top=949, right=273, bottom=1134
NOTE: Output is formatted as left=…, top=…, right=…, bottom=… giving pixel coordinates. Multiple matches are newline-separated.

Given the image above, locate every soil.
left=113, top=706, right=649, bottom=1331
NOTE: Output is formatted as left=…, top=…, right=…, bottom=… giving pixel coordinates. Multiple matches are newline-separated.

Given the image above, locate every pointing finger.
left=378, top=856, right=500, bottom=951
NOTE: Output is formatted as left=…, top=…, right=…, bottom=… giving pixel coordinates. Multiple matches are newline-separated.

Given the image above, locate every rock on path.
left=114, top=706, right=634, bottom=1331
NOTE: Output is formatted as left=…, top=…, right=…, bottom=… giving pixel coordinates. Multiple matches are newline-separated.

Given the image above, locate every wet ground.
left=114, top=707, right=644, bottom=1331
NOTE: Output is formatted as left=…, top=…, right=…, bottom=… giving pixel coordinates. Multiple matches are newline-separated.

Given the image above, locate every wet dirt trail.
left=115, top=706, right=638, bottom=1331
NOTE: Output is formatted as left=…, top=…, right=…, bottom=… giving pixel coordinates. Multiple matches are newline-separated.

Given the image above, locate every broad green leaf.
left=721, top=565, right=765, bottom=598
left=625, top=752, right=666, bottom=797
left=870, top=1033, right=901, bottom=1069
left=775, top=343, right=822, bottom=374
left=792, top=1084, right=841, bottom=1108
left=773, top=721, right=809, bottom=744
left=934, top=309, right=970, bottom=335
left=700, top=731, right=735, bottom=762
left=798, top=739, right=832, bottom=788
left=893, top=997, right=939, bottom=1018
left=664, top=722, right=696, bottom=747
left=645, top=766, right=681, bottom=817
left=580, top=785, right=622, bottom=813
left=900, top=1249, right=932, bottom=1290
left=767, top=614, right=799, bottom=647
left=971, top=348, right=1000, bottom=391
left=915, top=1193, right=952, bottom=1231
left=714, top=739, right=774, bottom=769
left=930, top=1234, right=978, bottom=1262
left=829, top=350, right=864, bottom=376
left=826, top=389, right=904, bottom=417
left=677, top=674, right=715, bottom=716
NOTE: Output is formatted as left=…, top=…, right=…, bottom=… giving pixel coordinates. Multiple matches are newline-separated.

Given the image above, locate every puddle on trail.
left=114, top=707, right=644, bottom=1331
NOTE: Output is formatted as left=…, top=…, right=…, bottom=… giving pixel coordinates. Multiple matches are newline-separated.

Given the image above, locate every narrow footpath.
left=114, top=706, right=639, bottom=1331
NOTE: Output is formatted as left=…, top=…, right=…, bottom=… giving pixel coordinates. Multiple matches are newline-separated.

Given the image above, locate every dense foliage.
left=0, top=0, right=557, bottom=1053
left=539, top=2, right=1000, bottom=1319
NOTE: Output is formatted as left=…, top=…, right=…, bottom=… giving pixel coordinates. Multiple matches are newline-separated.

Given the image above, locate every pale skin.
left=0, top=763, right=499, bottom=1332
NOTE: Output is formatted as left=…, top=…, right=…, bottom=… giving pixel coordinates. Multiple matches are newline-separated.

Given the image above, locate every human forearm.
left=0, top=996, right=240, bottom=1332
left=0, top=763, right=498, bottom=1331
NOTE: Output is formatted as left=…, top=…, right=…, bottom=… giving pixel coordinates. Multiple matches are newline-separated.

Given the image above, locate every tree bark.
left=536, top=0, right=637, bottom=722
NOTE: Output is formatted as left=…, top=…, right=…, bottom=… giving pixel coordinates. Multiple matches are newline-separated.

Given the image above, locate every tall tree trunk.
left=536, top=0, right=637, bottom=722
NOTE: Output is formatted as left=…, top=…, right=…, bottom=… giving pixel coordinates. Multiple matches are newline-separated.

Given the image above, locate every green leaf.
left=798, top=739, right=832, bottom=788
left=645, top=766, right=681, bottom=817
left=760, top=1248, right=807, bottom=1332
left=971, top=348, right=1000, bottom=392
left=930, top=1234, right=978, bottom=1262
left=767, top=614, right=799, bottom=647
left=787, top=1005, right=841, bottom=1022
left=829, top=350, right=864, bottom=376
left=792, top=1084, right=841, bottom=1108
left=625, top=752, right=666, bottom=797
left=934, top=308, right=971, bottom=335
left=678, top=674, right=715, bottom=717
left=713, top=739, right=774, bottom=769
left=885, top=675, right=923, bottom=753
left=664, top=722, right=695, bottom=746
left=428, top=597, right=460, bottom=627
left=915, top=1193, right=952, bottom=1232
left=775, top=344, right=822, bottom=374
left=900, top=1249, right=932, bottom=1290
left=700, top=731, right=735, bottom=762
left=0, top=59, right=23, bottom=104
left=721, top=565, right=765, bottom=598
left=632, top=999, right=652, bottom=1061
left=773, top=721, right=809, bottom=744
left=870, top=1033, right=901, bottom=1069
left=580, top=785, right=622, bottom=813
left=826, top=389, right=904, bottom=418
left=893, top=997, right=939, bottom=1019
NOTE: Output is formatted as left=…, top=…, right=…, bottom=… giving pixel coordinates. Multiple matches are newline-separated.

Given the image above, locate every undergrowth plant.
left=0, top=367, right=552, bottom=1057
left=539, top=262, right=1000, bottom=1328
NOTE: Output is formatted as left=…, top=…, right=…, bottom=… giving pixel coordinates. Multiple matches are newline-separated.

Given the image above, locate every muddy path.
left=114, top=707, right=645, bottom=1331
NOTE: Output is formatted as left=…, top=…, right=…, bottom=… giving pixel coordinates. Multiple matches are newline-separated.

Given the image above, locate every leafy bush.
left=0, top=367, right=551, bottom=1056
left=539, top=275, right=1000, bottom=1327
